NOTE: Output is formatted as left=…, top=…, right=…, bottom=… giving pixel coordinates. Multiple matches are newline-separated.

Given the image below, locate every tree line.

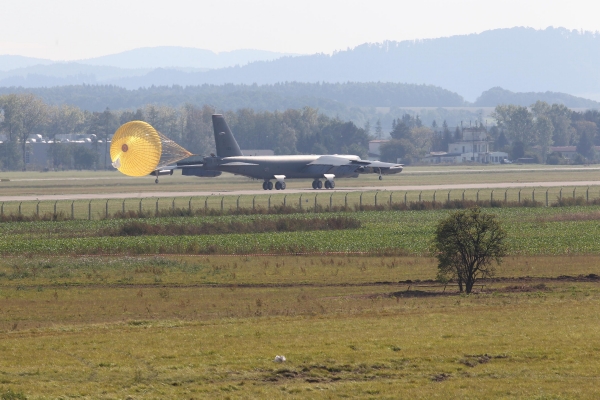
left=0, top=93, right=369, bottom=170
left=378, top=101, right=600, bottom=164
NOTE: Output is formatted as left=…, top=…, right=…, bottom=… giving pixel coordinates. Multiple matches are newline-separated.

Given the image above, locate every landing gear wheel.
left=155, top=178, right=159, bottom=184
left=281, top=182, right=286, bottom=190
left=324, top=180, right=331, bottom=189
left=262, top=181, right=268, bottom=190
left=267, top=181, right=273, bottom=190
left=275, top=181, right=282, bottom=190
left=317, top=180, right=323, bottom=189
left=329, top=181, right=335, bottom=189
left=312, top=180, right=318, bottom=189
left=379, top=176, right=383, bottom=181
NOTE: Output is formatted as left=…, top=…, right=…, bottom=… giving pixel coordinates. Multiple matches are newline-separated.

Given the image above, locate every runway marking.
left=2, top=181, right=600, bottom=202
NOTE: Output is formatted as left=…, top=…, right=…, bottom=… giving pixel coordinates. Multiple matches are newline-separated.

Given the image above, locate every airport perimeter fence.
left=1, top=186, right=600, bottom=221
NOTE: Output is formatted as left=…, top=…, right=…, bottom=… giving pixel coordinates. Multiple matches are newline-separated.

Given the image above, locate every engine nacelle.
left=182, top=167, right=222, bottom=177
left=150, top=169, right=174, bottom=176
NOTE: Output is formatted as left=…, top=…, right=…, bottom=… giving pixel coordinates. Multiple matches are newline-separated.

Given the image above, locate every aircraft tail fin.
left=212, top=114, right=243, bottom=157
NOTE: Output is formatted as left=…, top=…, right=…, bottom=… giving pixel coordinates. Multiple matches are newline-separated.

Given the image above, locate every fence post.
left=559, top=188, right=562, bottom=201
left=269, top=195, right=272, bottom=211
left=189, top=197, right=192, bottom=212
left=573, top=188, right=576, bottom=199
left=205, top=197, right=208, bottom=212
left=518, top=189, right=521, bottom=204
left=283, top=195, right=287, bottom=207
left=532, top=189, right=535, bottom=202
left=447, top=191, right=451, bottom=202
left=18, top=202, right=22, bottom=215
left=433, top=191, right=436, bottom=203
left=546, top=189, right=549, bottom=207
left=491, top=190, right=494, bottom=203
left=156, top=198, right=159, bottom=214
left=71, top=201, right=74, bottom=219
left=300, top=195, right=303, bottom=210
left=314, top=194, right=318, bottom=212
left=106, top=200, right=109, bottom=218
left=476, top=190, right=479, bottom=202
left=330, top=194, right=333, bottom=210
left=253, top=196, right=256, bottom=210
left=389, top=192, right=393, bottom=206
left=462, top=190, right=465, bottom=201
left=122, top=200, right=125, bottom=213
left=344, top=193, right=348, bottom=209
left=88, top=201, right=92, bottom=220
left=360, top=193, right=363, bottom=208
left=419, top=191, right=422, bottom=202
left=36, top=202, right=40, bottom=217
left=587, top=187, right=589, bottom=203
left=139, top=199, right=143, bottom=213
left=1, top=202, right=4, bottom=216
left=221, top=197, right=224, bottom=212
left=375, top=192, right=378, bottom=207
left=404, top=192, right=407, bottom=205
left=505, top=189, right=508, bottom=203
left=237, top=196, right=241, bottom=211
left=172, top=198, right=175, bottom=210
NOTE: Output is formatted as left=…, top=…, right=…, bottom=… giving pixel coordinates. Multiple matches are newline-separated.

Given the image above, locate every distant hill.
left=0, top=55, right=54, bottom=71
left=474, top=87, right=600, bottom=108
left=2, top=28, right=599, bottom=103
left=78, top=47, right=297, bottom=69
left=169, top=27, right=598, bottom=101
left=0, top=47, right=294, bottom=80
left=0, top=82, right=467, bottom=111
left=0, top=63, right=153, bottom=86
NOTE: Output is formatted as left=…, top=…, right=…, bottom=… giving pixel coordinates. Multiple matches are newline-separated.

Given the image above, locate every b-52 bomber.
left=160, top=114, right=403, bottom=190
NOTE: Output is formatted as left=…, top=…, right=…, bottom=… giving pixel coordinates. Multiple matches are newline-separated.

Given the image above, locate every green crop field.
left=2, top=206, right=600, bottom=256
left=1, top=205, right=600, bottom=398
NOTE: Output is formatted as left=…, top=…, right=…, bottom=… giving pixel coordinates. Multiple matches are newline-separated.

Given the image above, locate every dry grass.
left=0, top=254, right=599, bottom=397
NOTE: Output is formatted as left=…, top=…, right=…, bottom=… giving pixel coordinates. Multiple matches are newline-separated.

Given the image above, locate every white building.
left=423, top=127, right=508, bottom=164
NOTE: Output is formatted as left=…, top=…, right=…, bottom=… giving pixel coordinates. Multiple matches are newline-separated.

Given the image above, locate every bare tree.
left=433, top=207, right=507, bottom=294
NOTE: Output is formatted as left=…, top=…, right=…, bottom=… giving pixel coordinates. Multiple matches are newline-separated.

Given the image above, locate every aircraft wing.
left=308, top=155, right=357, bottom=166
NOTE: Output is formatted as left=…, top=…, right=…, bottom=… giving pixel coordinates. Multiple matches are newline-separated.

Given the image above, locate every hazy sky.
left=2, top=0, right=598, bottom=60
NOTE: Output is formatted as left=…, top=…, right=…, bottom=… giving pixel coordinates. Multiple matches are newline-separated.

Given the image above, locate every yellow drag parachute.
left=110, top=121, right=192, bottom=177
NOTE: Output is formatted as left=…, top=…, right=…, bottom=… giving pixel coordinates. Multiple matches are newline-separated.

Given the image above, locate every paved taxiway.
left=2, top=180, right=600, bottom=202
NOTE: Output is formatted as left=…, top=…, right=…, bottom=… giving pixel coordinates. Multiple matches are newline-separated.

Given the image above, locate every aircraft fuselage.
left=216, top=155, right=362, bottom=180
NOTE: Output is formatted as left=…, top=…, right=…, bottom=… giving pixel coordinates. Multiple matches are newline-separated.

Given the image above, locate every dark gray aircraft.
left=156, top=114, right=403, bottom=189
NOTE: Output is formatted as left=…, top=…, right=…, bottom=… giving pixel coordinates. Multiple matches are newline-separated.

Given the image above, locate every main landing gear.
left=312, top=179, right=335, bottom=189
left=262, top=181, right=286, bottom=190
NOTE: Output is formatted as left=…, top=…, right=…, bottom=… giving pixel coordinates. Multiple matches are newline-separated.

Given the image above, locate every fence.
left=1, top=186, right=599, bottom=220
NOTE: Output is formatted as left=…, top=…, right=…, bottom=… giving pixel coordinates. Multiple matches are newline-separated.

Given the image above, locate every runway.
left=2, top=180, right=600, bottom=202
